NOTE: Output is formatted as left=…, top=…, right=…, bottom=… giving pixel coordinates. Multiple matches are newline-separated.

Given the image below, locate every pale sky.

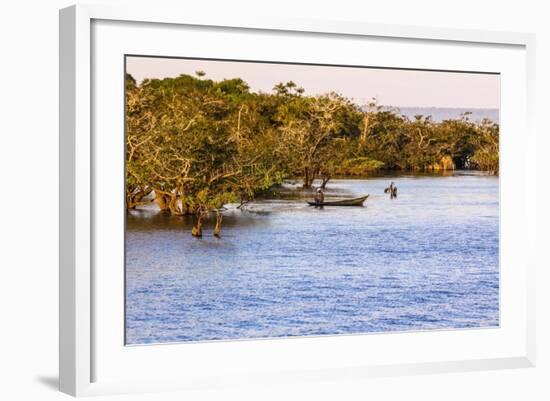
left=126, top=56, right=500, bottom=109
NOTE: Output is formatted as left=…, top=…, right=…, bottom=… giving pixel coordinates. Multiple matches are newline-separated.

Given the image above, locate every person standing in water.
left=384, top=182, right=397, bottom=199
left=314, top=188, right=325, bottom=207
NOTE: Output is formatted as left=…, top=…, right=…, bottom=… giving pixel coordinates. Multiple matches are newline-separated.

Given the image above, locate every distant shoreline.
left=388, top=106, right=499, bottom=123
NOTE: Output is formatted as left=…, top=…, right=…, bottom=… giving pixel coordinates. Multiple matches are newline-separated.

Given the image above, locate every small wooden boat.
left=307, top=195, right=369, bottom=207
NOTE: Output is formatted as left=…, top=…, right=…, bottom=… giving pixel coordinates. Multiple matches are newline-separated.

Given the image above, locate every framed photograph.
left=59, top=4, right=536, bottom=396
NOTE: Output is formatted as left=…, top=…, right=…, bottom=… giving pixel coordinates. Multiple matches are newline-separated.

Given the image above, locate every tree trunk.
left=168, top=194, right=182, bottom=215
left=126, top=192, right=136, bottom=210
left=303, top=167, right=310, bottom=188
left=155, top=192, right=171, bottom=213
left=182, top=199, right=197, bottom=216
left=134, top=187, right=152, bottom=203
left=303, top=166, right=315, bottom=188
left=213, top=210, right=223, bottom=238
left=320, top=174, right=330, bottom=189
left=191, top=213, right=203, bottom=237
left=360, top=114, right=370, bottom=145
left=126, top=187, right=152, bottom=210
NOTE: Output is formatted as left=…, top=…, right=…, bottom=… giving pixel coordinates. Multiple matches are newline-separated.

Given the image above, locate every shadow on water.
left=127, top=208, right=272, bottom=232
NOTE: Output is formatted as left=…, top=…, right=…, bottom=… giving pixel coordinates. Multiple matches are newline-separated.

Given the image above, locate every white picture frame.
left=59, top=4, right=536, bottom=397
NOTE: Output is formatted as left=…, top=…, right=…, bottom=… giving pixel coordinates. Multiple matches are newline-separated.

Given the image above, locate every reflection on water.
left=125, top=171, right=499, bottom=344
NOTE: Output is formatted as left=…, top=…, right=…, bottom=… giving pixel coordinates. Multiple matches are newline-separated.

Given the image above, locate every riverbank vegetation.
left=126, top=72, right=499, bottom=236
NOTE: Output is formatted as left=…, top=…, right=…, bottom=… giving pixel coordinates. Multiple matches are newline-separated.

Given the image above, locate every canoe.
left=307, top=195, right=369, bottom=207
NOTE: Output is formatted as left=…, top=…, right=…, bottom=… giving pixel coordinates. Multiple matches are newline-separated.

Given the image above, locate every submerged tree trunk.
left=303, top=167, right=310, bottom=188
left=320, top=173, right=331, bottom=189
left=302, top=166, right=316, bottom=188
left=191, top=213, right=203, bottom=237
left=213, top=210, right=223, bottom=238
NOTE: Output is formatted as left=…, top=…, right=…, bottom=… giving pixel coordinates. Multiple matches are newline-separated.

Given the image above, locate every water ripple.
left=126, top=174, right=499, bottom=344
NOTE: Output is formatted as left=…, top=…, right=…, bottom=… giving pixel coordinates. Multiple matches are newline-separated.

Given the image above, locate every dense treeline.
left=126, top=72, right=499, bottom=236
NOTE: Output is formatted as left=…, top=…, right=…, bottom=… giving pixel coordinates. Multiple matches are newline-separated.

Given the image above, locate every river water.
left=125, top=172, right=499, bottom=344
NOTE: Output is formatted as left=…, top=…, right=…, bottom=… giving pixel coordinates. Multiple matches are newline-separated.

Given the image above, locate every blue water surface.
left=125, top=172, right=499, bottom=344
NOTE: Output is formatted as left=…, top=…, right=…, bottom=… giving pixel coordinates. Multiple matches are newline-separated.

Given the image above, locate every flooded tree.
left=126, top=73, right=499, bottom=236
left=276, top=92, right=361, bottom=188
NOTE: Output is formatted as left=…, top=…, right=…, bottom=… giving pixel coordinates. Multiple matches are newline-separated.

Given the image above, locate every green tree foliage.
left=275, top=92, right=361, bottom=188
left=126, top=73, right=499, bottom=235
left=469, top=118, right=499, bottom=173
